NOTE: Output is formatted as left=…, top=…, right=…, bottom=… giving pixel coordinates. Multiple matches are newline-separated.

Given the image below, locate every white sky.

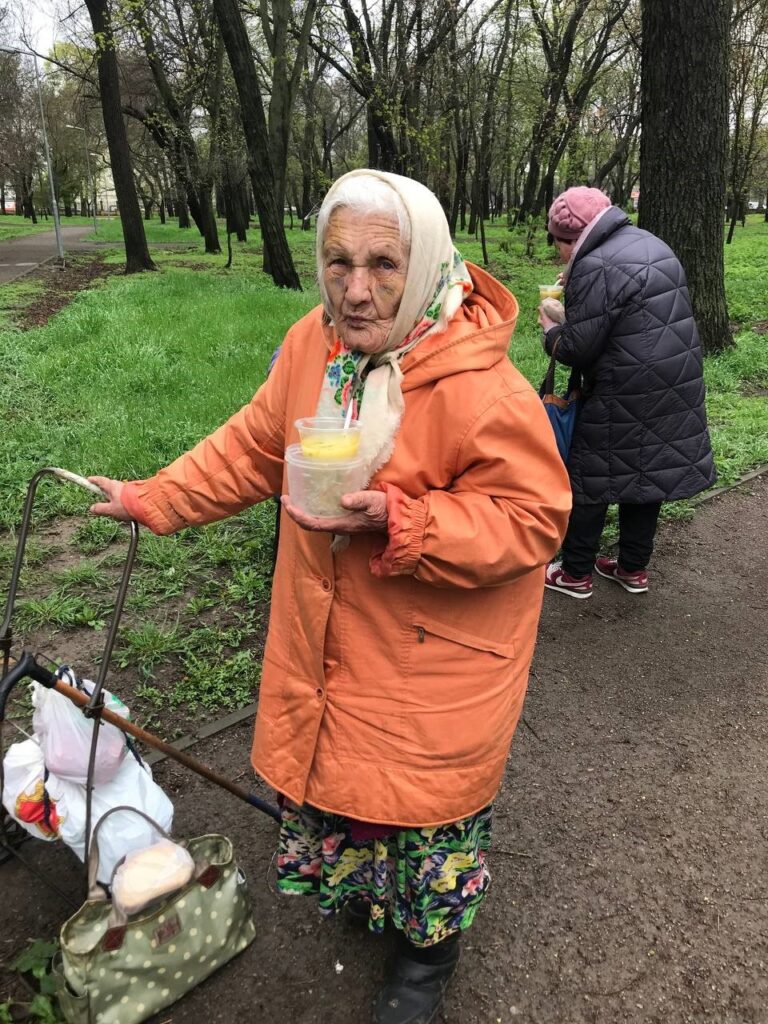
left=8, top=0, right=61, bottom=52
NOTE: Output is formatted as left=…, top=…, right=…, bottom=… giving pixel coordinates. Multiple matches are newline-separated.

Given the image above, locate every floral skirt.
left=276, top=799, right=492, bottom=946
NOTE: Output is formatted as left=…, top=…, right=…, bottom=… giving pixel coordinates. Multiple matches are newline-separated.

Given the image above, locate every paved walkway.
left=0, top=226, right=98, bottom=285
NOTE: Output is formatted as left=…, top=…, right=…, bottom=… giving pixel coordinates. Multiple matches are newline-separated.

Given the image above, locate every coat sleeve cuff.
left=121, top=479, right=180, bottom=535
left=121, top=481, right=151, bottom=528
left=369, top=483, right=427, bottom=578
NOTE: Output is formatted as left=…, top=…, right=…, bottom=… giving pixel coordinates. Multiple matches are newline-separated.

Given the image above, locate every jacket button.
left=315, top=688, right=324, bottom=700
left=321, top=578, right=332, bottom=592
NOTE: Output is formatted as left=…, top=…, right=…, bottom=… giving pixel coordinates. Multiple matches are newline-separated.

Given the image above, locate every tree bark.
left=263, top=0, right=317, bottom=215
left=639, top=0, right=731, bottom=353
left=213, top=0, right=301, bottom=289
left=131, top=8, right=220, bottom=254
left=84, top=0, right=155, bottom=273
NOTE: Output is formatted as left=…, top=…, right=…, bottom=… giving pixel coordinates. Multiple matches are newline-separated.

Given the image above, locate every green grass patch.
left=0, top=214, right=51, bottom=242
left=0, top=279, right=46, bottom=329
left=15, top=592, right=107, bottom=632
left=720, top=214, right=768, bottom=325
left=0, top=213, right=95, bottom=243
left=82, top=216, right=214, bottom=245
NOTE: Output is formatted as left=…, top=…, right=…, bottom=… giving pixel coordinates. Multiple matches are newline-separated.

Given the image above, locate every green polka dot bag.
left=52, top=806, right=256, bottom=1024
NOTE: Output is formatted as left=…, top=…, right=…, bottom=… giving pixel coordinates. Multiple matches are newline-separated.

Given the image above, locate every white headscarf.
left=315, top=169, right=473, bottom=483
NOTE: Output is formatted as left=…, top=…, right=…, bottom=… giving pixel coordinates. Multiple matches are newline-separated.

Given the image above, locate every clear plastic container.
left=538, top=284, right=564, bottom=301
left=285, top=444, right=366, bottom=519
left=295, top=417, right=362, bottom=460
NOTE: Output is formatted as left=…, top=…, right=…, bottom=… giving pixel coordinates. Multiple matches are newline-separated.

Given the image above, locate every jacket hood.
left=399, top=262, right=519, bottom=392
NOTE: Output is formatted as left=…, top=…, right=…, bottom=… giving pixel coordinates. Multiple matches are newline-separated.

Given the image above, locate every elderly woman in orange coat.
left=91, top=169, right=571, bottom=1024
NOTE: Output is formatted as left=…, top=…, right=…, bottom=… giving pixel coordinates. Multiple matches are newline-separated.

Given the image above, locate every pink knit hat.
left=547, top=187, right=611, bottom=241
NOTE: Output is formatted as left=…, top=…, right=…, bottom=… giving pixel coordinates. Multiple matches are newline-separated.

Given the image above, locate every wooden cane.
left=0, top=653, right=281, bottom=822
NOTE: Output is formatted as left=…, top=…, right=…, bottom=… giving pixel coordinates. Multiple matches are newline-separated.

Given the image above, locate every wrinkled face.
left=553, top=236, right=577, bottom=263
left=322, top=208, right=409, bottom=353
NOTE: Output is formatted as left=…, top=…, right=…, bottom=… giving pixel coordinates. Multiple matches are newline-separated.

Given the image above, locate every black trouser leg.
left=561, top=503, right=609, bottom=577
left=617, top=503, right=663, bottom=573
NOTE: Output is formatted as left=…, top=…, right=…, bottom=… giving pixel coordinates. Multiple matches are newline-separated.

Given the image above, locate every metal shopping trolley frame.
left=0, top=468, right=280, bottom=900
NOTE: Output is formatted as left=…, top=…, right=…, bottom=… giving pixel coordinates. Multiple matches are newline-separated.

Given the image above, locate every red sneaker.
left=544, top=561, right=593, bottom=599
left=594, top=556, right=649, bottom=593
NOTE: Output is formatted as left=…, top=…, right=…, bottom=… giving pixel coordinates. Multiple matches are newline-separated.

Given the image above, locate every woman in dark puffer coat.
left=539, top=187, right=716, bottom=599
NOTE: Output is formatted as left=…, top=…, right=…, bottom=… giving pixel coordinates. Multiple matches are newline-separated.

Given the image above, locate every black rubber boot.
left=372, top=933, right=460, bottom=1024
left=345, top=898, right=371, bottom=924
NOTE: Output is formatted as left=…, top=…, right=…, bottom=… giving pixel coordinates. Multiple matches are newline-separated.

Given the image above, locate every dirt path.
left=2, top=477, right=767, bottom=1023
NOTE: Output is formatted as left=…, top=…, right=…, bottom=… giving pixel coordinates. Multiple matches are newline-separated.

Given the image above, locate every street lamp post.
left=66, top=124, right=98, bottom=235
left=0, top=45, right=64, bottom=263
left=90, top=155, right=103, bottom=218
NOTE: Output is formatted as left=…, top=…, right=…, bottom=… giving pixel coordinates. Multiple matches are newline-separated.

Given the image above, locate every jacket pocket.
left=414, top=619, right=515, bottom=660
left=406, top=618, right=520, bottom=769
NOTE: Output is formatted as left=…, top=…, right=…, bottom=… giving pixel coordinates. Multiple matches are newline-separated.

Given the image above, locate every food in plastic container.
left=538, top=283, right=564, bottom=301
left=295, top=417, right=362, bottom=460
left=285, top=443, right=366, bottom=519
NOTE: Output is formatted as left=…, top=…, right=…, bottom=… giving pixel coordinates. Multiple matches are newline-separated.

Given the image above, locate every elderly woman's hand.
left=281, top=491, right=388, bottom=534
left=87, top=476, right=132, bottom=521
left=538, top=306, right=558, bottom=335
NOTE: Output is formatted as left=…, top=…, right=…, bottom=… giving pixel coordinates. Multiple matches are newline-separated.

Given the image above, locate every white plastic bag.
left=32, top=670, right=130, bottom=786
left=48, top=754, right=174, bottom=882
left=112, top=839, right=195, bottom=915
left=1, top=738, right=62, bottom=841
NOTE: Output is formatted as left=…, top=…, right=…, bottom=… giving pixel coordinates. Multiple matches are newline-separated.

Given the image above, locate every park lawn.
left=0, top=213, right=95, bottom=243
left=84, top=215, right=308, bottom=247
left=0, top=219, right=766, bottom=725
left=0, top=215, right=52, bottom=242
left=1, top=216, right=767, bottom=518
left=84, top=217, right=226, bottom=246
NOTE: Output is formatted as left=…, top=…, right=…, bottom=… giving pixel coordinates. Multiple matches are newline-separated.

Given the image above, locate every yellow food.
left=539, top=285, right=564, bottom=300
left=300, top=435, right=360, bottom=460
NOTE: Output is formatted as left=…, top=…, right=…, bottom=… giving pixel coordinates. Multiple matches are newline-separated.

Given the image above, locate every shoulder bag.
left=53, top=806, right=256, bottom=1024
left=539, top=342, right=583, bottom=462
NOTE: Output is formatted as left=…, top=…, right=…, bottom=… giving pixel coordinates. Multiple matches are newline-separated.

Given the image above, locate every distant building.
left=1, top=189, right=18, bottom=214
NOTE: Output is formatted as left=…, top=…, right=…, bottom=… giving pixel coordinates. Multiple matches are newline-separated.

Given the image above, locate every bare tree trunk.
left=176, top=186, right=190, bottom=228
left=263, top=0, right=318, bottom=215
left=213, top=0, right=300, bottom=289
left=131, top=7, right=220, bottom=254
left=639, top=0, right=731, bottom=353
left=84, top=0, right=155, bottom=273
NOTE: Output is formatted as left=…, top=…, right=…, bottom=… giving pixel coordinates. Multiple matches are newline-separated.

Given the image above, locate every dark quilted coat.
left=545, top=206, right=716, bottom=504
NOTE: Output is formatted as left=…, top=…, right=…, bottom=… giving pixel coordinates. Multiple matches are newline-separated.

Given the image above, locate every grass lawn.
left=0, top=213, right=96, bottom=243
left=1, top=213, right=767, bottom=519
left=0, top=215, right=766, bottom=728
left=83, top=217, right=231, bottom=246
